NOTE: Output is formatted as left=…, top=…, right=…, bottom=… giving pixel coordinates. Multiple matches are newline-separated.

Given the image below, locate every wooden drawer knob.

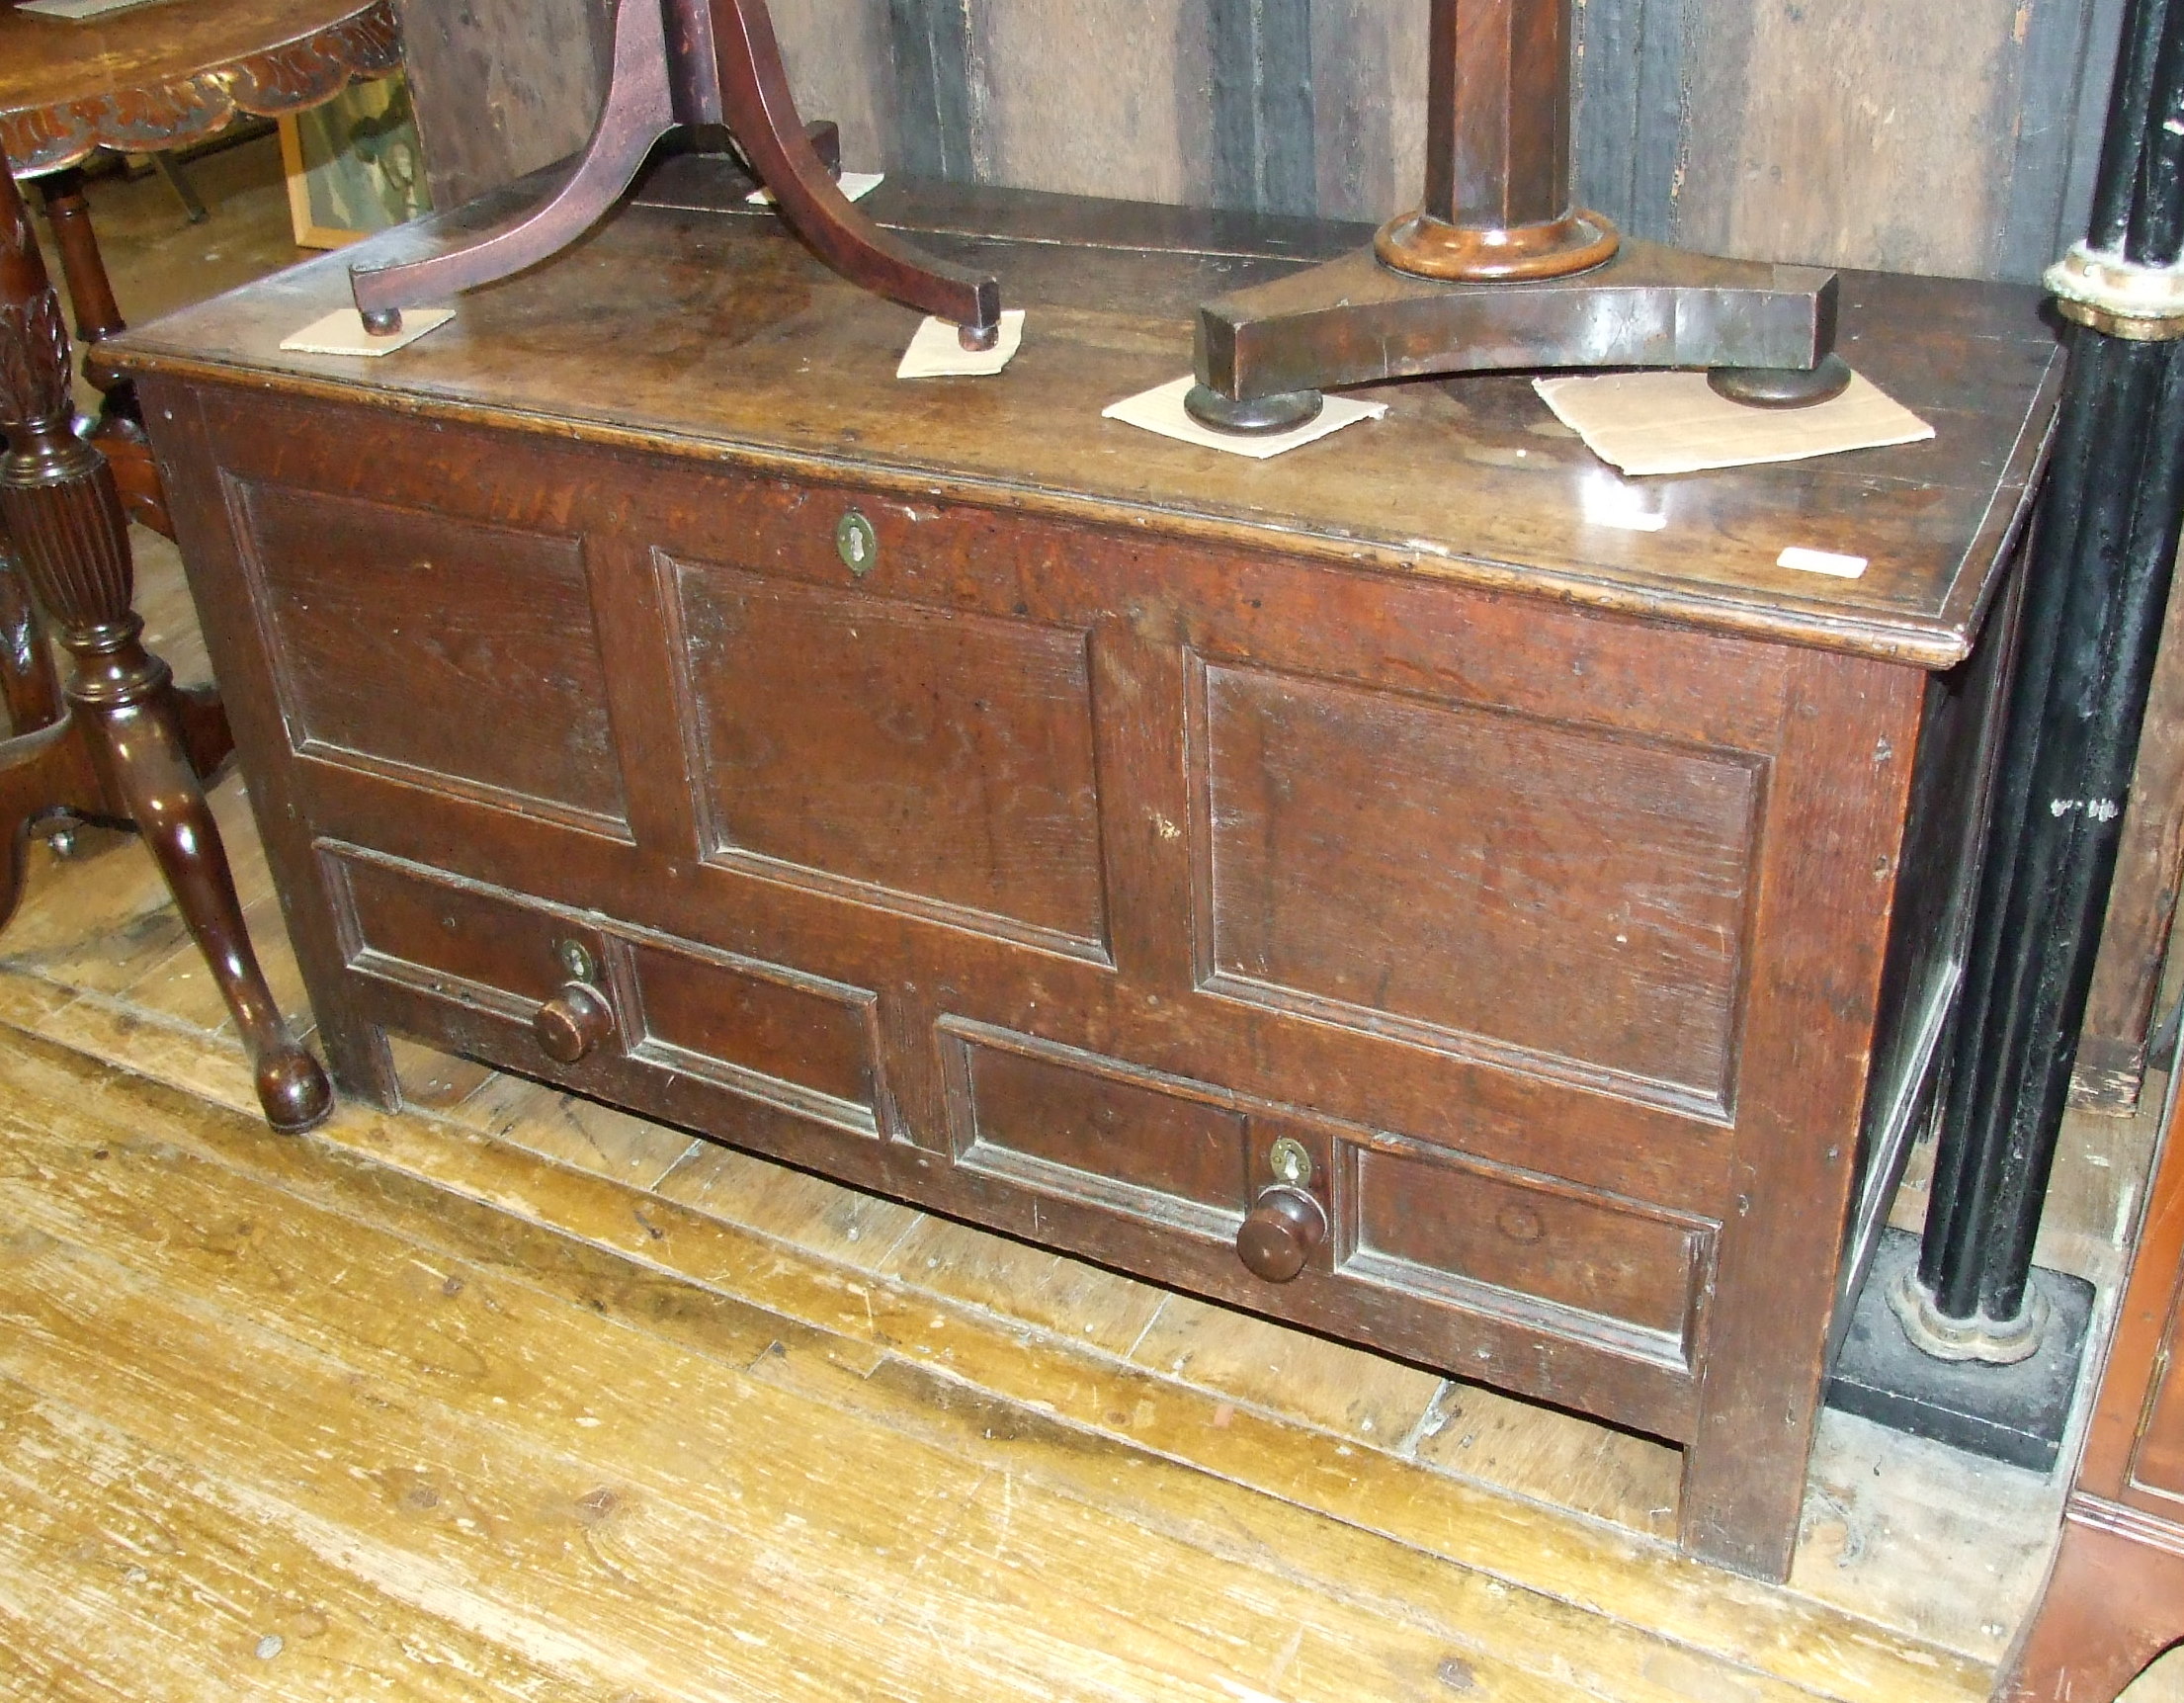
left=1237, top=1187, right=1327, bottom=1283
left=534, top=981, right=615, bottom=1064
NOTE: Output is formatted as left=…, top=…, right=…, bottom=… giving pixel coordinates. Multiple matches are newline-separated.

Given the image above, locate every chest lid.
left=114, top=168, right=2062, bottom=669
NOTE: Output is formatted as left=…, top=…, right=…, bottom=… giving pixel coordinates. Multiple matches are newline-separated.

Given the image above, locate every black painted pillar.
left=1908, top=0, right=2184, bottom=1357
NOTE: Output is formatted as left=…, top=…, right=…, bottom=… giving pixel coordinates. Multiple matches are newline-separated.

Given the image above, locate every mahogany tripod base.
left=0, top=677, right=333, bottom=1136
left=350, top=0, right=1000, bottom=342
left=1188, top=238, right=1843, bottom=428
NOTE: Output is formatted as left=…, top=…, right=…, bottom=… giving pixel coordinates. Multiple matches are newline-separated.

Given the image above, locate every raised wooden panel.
left=627, top=939, right=880, bottom=1129
left=330, top=849, right=598, bottom=1012
left=233, top=480, right=628, bottom=829
left=949, top=1030, right=1248, bottom=1228
left=670, top=557, right=1108, bottom=953
left=1347, top=1144, right=1704, bottom=1349
left=1195, top=660, right=1763, bottom=1104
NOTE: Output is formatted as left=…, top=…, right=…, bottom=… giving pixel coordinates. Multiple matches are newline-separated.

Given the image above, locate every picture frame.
left=279, top=72, right=431, bottom=250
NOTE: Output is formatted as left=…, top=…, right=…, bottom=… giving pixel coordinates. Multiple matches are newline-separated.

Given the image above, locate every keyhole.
left=836, top=510, right=878, bottom=576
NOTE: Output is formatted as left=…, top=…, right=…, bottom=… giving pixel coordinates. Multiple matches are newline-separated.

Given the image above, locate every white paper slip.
left=280, top=307, right=456, bottom=357
left=1777, top=547, right=1869, bottom=578
left=898, top=310, right=1026, bottom=379
left=749, top=171, right=884, bottom=207
left=18, top=0, right=167, bottom=20
left=1102, top=377, right=1388, bottom=460
left=1533, top=369, right=1934, bottom=477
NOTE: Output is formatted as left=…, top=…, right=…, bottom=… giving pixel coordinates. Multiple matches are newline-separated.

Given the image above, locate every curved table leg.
left=352, top=0, right=999, bottom=341
left=2, top=151, right=329, bottom=1133
left=709, top=0, right=997, bottom=339
left=92, top=683, right=329, bottom=1129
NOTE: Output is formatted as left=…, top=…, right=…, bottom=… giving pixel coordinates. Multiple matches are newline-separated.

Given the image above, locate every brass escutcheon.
left=1268, top=1136, right=1313, bottom=1189
left=835, top=509, right=878, bottom=575
left=555, top=938, right=598, bottom=983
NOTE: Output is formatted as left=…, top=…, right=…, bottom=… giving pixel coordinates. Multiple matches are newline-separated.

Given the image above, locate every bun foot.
left=1707, top=353, right=1854, bottom=409
left=254, top=1044, right=334, bottom=1134
left=1183, top=383, right=1324, bottom=435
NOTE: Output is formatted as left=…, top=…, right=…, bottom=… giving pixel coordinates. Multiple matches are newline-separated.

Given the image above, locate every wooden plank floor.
left=4, top=132, right=2181, bottom=1702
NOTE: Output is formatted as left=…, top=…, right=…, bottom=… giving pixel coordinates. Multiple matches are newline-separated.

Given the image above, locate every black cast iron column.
left=1906, top=0, right=2184, bottom=1359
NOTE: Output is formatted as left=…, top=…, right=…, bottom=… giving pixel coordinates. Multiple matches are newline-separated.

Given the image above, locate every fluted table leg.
left=0, top=525, right=62, bottom=736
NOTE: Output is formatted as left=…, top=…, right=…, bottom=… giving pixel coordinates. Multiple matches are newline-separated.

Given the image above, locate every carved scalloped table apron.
left=110, top=172, right=2065, bottom=1583
left=0, top=0, right=400, bottom=536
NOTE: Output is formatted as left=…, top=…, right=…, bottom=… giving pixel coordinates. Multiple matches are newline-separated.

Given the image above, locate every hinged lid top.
left=114, top=173, right=2063, bottom=669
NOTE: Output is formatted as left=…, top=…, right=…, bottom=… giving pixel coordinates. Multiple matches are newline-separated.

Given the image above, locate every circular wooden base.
left=1374, top=209, right=1620, bottom=283
left=1182, top=384, right=1325, bottom=435
left=1707, top=353, right=1854, bottom=408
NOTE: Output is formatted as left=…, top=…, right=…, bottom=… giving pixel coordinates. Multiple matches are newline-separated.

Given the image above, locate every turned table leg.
left=34, top=169, right=172, bottom=539
left=0, top=154, right=328, bottom=1132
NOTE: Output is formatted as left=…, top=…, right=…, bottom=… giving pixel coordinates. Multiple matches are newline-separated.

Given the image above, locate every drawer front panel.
left=949, top=1032, right=1249, bottom=1228
left=336, top=852, right=600, bottom=1012
left=669, top=557, right=1108, bottom=954
left=944, top=1025, right=1702, bottom=1366
left=332, top=849, right=882, bottom=1137
left=233, top=480, right=628, bottom=830
left=1196, top=658, right=1763, bottom=1104
left=626, top=939, right=881, bottom=1132
left=1350, top=1145, right=1701, bottom=1342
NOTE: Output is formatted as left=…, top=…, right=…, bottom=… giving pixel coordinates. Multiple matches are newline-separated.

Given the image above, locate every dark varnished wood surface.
left=0, top=0, right=398, bottom=176
left=0, top=146, right=329, bottom=1133
left=1998, top=1084, right=2184, bottom=1700
left=115, top=177, right=2061, bottom=667
left=126, top=182, right=2056, bottom=1582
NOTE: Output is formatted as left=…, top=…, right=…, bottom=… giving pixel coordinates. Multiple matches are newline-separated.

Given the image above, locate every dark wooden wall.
left=393, top=0, right=612, bottom=211
left=396, top=0, right=2127, bottom=282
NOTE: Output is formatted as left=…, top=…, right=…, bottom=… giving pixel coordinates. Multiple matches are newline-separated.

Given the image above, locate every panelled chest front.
left=122, top=182, right=2061, bottom=1579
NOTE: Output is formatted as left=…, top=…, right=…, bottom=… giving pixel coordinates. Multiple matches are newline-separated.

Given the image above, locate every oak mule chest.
left=120, top=172, right=2062, bottom=1580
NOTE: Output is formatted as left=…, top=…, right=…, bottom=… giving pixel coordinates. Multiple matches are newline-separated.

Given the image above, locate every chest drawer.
left=329, top=847, right=887, bottom=1141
